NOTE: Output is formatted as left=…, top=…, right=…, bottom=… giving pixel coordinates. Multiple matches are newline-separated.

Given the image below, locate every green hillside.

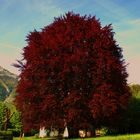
left=0, top=66, right=17, bottom=101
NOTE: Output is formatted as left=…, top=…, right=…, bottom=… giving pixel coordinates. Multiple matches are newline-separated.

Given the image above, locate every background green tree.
left=106, top=84, right=140, bottom=135
left=130, top=84, right=140, bottom=96
left=0, top=102, right=6, bottom=130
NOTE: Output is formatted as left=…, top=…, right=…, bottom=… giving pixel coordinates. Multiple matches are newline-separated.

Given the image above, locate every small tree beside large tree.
left=15, top=12, right=131, bottom=137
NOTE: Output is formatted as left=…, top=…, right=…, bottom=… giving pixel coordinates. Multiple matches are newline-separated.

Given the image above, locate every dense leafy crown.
left=16, top=12, right=130, bottom=131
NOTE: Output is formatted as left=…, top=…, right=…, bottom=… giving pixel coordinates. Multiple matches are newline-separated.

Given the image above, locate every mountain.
left=0, top=66, right=18, bottom=101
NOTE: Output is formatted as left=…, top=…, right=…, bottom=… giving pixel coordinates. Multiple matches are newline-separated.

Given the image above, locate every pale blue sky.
left=0, top=0, right=140, bottom=84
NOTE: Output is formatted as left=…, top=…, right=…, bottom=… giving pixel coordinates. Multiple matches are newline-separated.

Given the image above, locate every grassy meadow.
left=13, top=134, right=140, bottom=140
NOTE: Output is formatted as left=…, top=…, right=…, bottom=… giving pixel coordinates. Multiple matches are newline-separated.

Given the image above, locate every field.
left=13, top=134, right=140, bottom=140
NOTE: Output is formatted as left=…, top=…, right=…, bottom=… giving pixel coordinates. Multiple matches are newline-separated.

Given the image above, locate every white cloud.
left=0, top=43, right=22, bottom=75
left=0, top=53, right=21, bottom=75
left=25, top=0, right=63, bottom=18
left=0, top=43, right=20, bottom=51
left=128, top=19, right=140, bottom=25
left=95, top=0, right=130, bottom=22
left=114, top=19, right=140, bottom=84
left=114, top=18, right=140, bottom=57
left=127, top=56, right=140, bottom=84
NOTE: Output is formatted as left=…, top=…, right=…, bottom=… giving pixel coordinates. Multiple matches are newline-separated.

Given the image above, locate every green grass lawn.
left=13, top=134, right=140, bottom=140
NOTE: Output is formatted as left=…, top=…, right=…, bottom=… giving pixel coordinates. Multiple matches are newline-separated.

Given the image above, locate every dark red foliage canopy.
left=15, top=12, right=130, bottom=132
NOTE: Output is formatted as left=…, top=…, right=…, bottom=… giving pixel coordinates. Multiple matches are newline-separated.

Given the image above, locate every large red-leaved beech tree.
left=15, top=12, right=130, bottom=136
